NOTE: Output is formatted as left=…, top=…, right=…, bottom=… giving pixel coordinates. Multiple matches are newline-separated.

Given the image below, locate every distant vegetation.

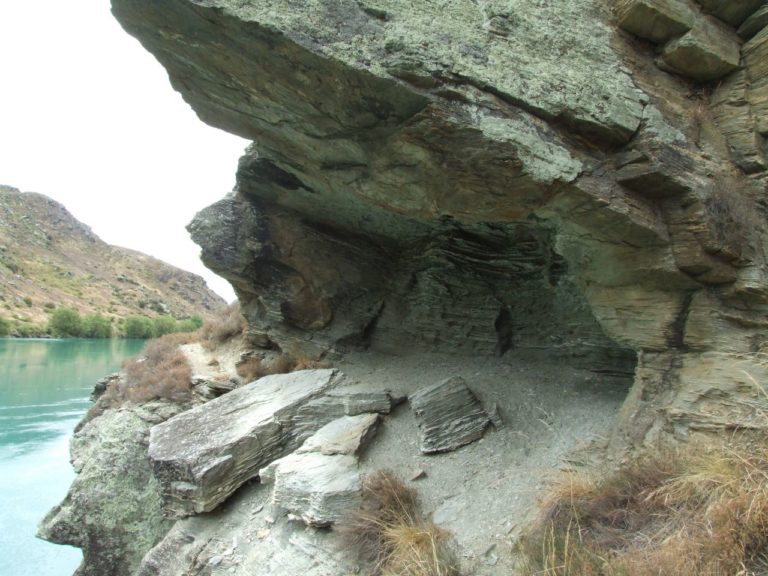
left=0, top=306, right=203, bottom=339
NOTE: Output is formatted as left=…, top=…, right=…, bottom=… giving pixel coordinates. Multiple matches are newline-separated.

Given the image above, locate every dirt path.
left=337, top=350, right=631, bottom=574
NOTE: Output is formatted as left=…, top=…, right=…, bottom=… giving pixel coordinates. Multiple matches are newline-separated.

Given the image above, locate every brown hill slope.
left=0, top=185, right=226, bottom=334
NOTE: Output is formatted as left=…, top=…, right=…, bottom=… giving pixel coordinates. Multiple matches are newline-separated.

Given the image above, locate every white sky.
left=0, top=1, right=249, bottom=302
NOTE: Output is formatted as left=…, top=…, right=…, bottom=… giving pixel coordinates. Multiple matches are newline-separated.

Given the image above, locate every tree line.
left=0, top=307, right=203, bottom=339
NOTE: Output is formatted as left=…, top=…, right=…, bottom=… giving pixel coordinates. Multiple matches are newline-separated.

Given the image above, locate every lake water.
left=0, top=338, right=146, bottom=576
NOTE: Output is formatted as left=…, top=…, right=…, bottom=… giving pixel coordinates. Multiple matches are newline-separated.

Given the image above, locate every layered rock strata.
left=110, top=0, right=768, bottom=447
left=149, top=369, right=337, bottom=516
left=410, top=376, right=491, bottom=453
left=46, top=0, right=768, bottom=573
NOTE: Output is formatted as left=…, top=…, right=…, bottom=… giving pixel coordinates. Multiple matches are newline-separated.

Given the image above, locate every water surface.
left=0, top=338, right=145, bottom=576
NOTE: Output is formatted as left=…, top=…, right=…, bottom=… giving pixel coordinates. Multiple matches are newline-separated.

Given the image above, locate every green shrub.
left=152, top=315, right=177, bottom=337
left=175, top=318, right=199, bottom=333
left=0, top=316, right=9, bottom=336
left=122, top=315, right=155, bottom=339
left=49, top=307, right=83, bottom=337
left=82, top=314, right=112, bottom=338
left=14, top=322, right=47, bottom=338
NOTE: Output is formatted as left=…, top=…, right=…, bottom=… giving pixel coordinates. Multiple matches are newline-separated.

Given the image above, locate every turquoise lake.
left=0, top=338, right=146, bottom=576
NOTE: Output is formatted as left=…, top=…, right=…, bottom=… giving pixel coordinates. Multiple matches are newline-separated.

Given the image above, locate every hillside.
left=0, top=185, right=225, bottom=335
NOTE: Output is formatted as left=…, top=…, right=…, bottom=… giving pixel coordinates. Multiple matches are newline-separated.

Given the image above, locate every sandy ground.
left=179, top=341, right=632, bottom=574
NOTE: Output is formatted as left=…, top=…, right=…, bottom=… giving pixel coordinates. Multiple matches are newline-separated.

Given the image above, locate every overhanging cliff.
left=111, top=0, right=768, bottom=441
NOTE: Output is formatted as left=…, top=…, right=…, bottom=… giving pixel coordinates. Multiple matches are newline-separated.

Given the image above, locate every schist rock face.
left=109, top=0, right=768, bottom=442
left=47, top=2, right=768, bottom=574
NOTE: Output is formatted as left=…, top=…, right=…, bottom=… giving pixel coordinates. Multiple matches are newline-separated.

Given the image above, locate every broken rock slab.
left=616, top=0, right=696, bottom=44
left=148, top=369, right=337, bottom=517
left=409, top=376, right=491, bottom=454
left=260, top=413, right=379, bottom=527
left=660, top=15, right=741, bottom=81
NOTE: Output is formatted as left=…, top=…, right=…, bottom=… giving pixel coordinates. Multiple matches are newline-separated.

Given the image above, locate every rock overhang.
left=113, top=0, right=768, bottom=443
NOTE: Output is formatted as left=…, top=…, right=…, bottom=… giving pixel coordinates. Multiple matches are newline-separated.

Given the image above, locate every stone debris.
left=291, top=390, right=393, bottom=442
left=260, top=413, right=379, bottom=527
left=262, top=452, right=361, bottom=527
left=697, top=0, right=764, bottom=27
left=191, top=375, right=238, bottom=400
left=409, top=377, right=491, bottom=454
left=90, top=373, right=119, bottom=401
left=487, top=402, right=505, bottom=430
left=148, top=369, right=337, bottom=517
left=410, top=468, right=428, bottom=481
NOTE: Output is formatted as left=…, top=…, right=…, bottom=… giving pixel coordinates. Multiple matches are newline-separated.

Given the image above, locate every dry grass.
left=200, top=302, right=244, bottom=350
left=113, top=334, right=194, bottom=404
left=235, top=352, right=331, bottom=382
left=339, top=471, right=459, bottom=576
left=517, top=433, right=768, bottom=576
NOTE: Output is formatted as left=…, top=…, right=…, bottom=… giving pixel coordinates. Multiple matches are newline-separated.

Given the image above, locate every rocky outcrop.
left=148, top=369, right=338, bottom=516
left=259, top=413, right=379, bottom=526
left=45, top=0, right=768, bottom=574
left=38, top=401, right=184, bottom=576
left=110, top=0, right=768, bottom=448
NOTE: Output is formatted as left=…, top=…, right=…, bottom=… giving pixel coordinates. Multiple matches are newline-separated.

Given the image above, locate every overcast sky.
left=0, top=1, right=249, bottom=301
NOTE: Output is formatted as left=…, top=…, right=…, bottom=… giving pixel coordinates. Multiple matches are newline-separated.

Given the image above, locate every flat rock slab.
left=616, top=0, right=695, bottom=44
left=149, top=369, right=337, bottom=517
left=297, top=413, right=379, bottom=456
left=260, top=413, right=379, bottom=526
left=409, top=376, right=491, bottom=454
left=660, top=15, right=741, bottom=81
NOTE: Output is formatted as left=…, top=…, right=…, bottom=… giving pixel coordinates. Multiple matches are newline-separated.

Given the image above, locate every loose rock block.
left=149, top=369, right=337, bottom=517
left=738, top=5, right=768, bottom=39
left=260, top=413, right=379, bottom=526
left=660, top=15, right=741, bottom=81
left=696, top=0, right=764, bottom=27
left=616, top=0, right=696, bottom=44
left=409, top=376, right=491, bottom=454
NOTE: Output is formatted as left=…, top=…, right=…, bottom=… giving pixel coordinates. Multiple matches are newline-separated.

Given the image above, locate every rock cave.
left=40, top=0, right=768, bottom=574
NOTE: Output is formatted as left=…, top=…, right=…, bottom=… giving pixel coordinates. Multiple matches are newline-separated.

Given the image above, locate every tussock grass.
left=517, top=434, right=768, bottom=576
left=339, top=471, right=459, bottom=576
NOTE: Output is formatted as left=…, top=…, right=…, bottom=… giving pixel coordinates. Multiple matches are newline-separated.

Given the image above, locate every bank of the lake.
left=0, top=338, right=146, bottom=576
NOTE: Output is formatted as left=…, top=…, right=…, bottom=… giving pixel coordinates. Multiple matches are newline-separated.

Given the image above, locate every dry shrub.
left=235, top=352, right=331, bottom=382
left=200, top=302, right=244, bottom=350
left=107, top=335, right=193, bottom=405
left=517, top=433, right=768, bottom=576
left=339, top=471, right=458, bottom=576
